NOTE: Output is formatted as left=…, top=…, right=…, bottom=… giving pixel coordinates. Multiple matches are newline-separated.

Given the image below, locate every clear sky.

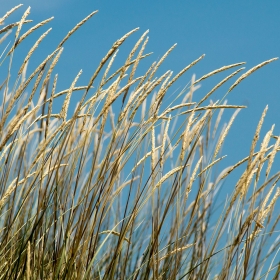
left=1, top=1, right=280, bottom=187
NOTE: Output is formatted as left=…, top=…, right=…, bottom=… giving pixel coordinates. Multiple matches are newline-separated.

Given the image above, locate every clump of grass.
left=0, top=6, right=279, bottom=280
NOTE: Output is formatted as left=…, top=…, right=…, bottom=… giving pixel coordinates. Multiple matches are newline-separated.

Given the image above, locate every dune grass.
left=0, top=5, right=279, bottom=279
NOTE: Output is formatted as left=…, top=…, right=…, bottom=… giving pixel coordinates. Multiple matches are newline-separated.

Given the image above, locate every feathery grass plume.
left=13, top=46, right=60, bottom=99
left=19, top=27, right=52, bottom=76
left=129, top=70, right=171, bottom=120
left=0, top=6, right=279, bottom=280
left=15, top=6, right=31, bottom=40
left=212, top=100, right=227, bottom=139
left=100, top=49, right=119, bottom=89
left=8, top=17, right=54, bottom=56
left=194, top=62, right=245, bottom=85
left=58, top=10, right=98, bottom=48
left=154, top=166, right=184, bottom=190
left=0, top=47, right=60, bottom=138
left=122, top=30, right=149, bottom=104
left=0, top=20, right=33, bottom=37
left=180, top=110, right=195, bottom=161
left=46, top=74, right=57, bottom=137
left=177, top=104, right=246, bottom=117
left=255, top=124, right=274, bottom=182
left=185, top=156, right=203, bottom=199
left=152, top=71, right=174, bottom=117
left=40, top=46, right=64, bottom=94
left=248, top=106, right=268, bottom=169
left=229, top=58, right=278, bottom=92
left=151, top=125, right=156, bottom=172
left=266, top=135, right=280, bottom=177
left=60, top=70, right=83, bottom=121
left=197, top=155, right=227, bottom=176
left=160, top=102, right=196, bottom=118
left=149, top=43, right=177, bottom=82
left=85, top=27, right=139, bottom=93
left=158, top=243, right=195, bottom=263
left=105, top=52, right=153, bottom=86
left=160, top=115, right=171, bottom=168
left=131, top=146, right=161, bottom=173
left=166, top=54, right=205, bottom=91
left=197, top=67, right=244, bottom=107
left=213, top=108, right=241, bottom=160
left=83, top=48, right=119, bottom=121
left=250, top=187, right=280, bottom=240
left=0, top=4, right=23, bottom=25
left=0, top=177, right=18, bottom=210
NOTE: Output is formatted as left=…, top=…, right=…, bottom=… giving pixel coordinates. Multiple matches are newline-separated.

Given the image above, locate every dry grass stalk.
left=160, top=116, right=171, bottom=168
left=46, top=74, right=58, bottom=136
left=118, top=83, right=146, bottom=122
left=8, top=17, right=54, bottom=55
left=26, top=241, right=31, bottom=280
left=0, top=4, right=23, bottom=25
left=121, top=31, right=149, bottom=103
left=0, top=6, right=279, bottom=280
left=161, top=102, right=196, bottom=117
left=220, top=145, right=274, bottom=181
left=0, top=29, right=12, bottom=45
left=149, top=43, right=177, bottom=82
left=240, top=167, right=257, bottom=198
left=152, top=71, right=174, bottom=116
left=100, top=49, right=119, bottom=89
left=186, top=156, right=203, bottom=198
left=15, top=7, right=31, bottom=39
left=180, top=110, right=195, bottom=161
left=151, top=125, right=156, bottom=172
left=19, top=28, right=52, bottom=75
left=158, top=243, right=195, bottom=263
left=6, top=48, right=60, bottom=116
left=198, top=155, right=227, bottom=176
left=266, top=135, right=280, bottom=177
left=177, top=104, right=246, bottom=117
left=212, top=100, right=227, bottom=139
left=248, top=105, right=268, bottom=169
left=85, top=27, right=139, bottom=95
left=105, top=53, right=152, bottom=85
left=60, top=70, right=83, bottom=121
left=229, top=58, right=278, bottom=92
left=0, top=20, right=33, bottom=36
left=131, top=146, right=161, bottom=173
left=154, top=166, right=184, bottom=189
left=166, top=54, right=205, bottom=90
left=58, top=10, right=98, bottom=48
left=99, top=231, right=131, bottom=244
left=213, top=108, right=241, bottom=160
left=130, top=71, right=171, bottom=120
left=194, top=62, right=245, bottom=84
left=39, top=47, right=64, bottom=95
left=256, top=124, right=274, bottom=182
left=0, top=178, right=18, bottom=210
left=197, top=67, right=245, bottom=107
left=260, top=187, right=280, bottom=224
left=125, top=34, right=149, bottom=88
left=51, top=86, right=94, bottom=102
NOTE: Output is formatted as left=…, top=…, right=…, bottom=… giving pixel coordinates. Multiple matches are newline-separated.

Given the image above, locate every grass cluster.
left=0, top=5, right=279, bottom=279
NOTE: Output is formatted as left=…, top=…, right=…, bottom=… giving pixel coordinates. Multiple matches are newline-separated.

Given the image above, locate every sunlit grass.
left=0, top=5, right=279, bottom=279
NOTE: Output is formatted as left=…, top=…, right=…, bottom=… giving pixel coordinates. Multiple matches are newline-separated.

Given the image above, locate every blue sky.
left=2, top=1, right=280, bottom=187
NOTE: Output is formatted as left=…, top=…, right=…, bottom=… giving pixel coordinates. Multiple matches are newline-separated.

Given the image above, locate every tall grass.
left=0, top=5, right=279, bottom=279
